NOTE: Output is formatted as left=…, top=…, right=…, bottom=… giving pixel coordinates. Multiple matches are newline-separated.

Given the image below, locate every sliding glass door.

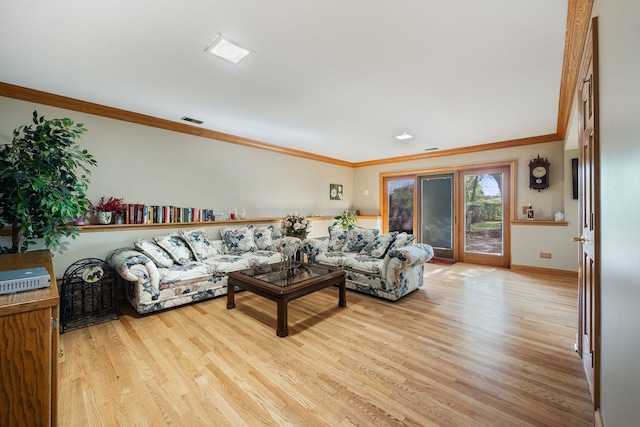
left=420, top=174, right=454, bottom=259
left=458, top=166, right=511, bottom=267
left=383, top=162, right=512, bottom=267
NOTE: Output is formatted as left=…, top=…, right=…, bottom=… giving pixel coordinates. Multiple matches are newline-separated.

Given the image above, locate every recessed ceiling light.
left=204, top=33, right=252, bottom=64
left=394, top=132, right=413, bottom=140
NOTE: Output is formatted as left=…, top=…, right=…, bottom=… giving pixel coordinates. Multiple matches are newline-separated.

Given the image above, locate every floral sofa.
left=302, top=226, right=434, bottom=301
left=106, top=225, right=300, bottom=314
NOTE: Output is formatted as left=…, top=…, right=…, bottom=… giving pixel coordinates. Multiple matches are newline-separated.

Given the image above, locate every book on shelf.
left=121, top=203, right=217, bottom=225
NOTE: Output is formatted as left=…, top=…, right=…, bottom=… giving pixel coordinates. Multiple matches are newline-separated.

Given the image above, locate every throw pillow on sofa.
left=134, top=239, right=175, bottom=268
left=153, top=233, right=195, bottom=265
left=327, top=226, right=348, bottom=252
left=344, top=225, right=379, bottom=252
left=220, top=225, right=258, bottom=254
left=360, top=231, right=398, bottom=258
left=253, top=225, right=275, bottom=250
left=180, top=228, right=219, bottom=261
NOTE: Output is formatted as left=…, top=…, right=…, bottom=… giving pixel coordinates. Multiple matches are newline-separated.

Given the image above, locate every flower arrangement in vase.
left=281, top=212, right=312, bottom=239
left=90, top=196, right=126, bottom=224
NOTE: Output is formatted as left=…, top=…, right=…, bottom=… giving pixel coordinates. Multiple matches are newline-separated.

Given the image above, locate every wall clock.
left=529, top=154, right=550, bottom=191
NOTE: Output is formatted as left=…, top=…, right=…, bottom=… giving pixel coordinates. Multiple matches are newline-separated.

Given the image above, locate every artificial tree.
left=0, top=111, right=97, bottom=252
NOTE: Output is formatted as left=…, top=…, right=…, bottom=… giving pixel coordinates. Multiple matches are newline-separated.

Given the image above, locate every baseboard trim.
left=595, top=409, right=603, bottom=427
left=510, top=264, right=578, bottom=279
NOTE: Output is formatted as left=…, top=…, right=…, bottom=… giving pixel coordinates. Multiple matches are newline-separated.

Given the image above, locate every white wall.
left=0, top=97, right=353, bottom=274
left=590, top=1, right=640, bottom=425
left=1, top=95, right=582, bottom=273
left=353, top=140, right=579, bottom=271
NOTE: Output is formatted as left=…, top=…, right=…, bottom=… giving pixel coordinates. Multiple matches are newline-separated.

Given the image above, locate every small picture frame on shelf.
left=526, top=207, right=534, bottom=220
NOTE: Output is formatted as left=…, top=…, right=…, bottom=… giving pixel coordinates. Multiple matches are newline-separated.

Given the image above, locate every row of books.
left=125, top=204, right=216, bottom=224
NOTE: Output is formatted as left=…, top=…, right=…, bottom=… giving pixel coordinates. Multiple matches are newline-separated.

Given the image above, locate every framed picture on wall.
left=330, top=184, right=343, bottom=200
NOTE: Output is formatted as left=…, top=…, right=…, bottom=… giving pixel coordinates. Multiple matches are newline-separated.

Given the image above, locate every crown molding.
left=556, top=0, right=594, bottom=139
left=0, top=82, right=354, bottom=168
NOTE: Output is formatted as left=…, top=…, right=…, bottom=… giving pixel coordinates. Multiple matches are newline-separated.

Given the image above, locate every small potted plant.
left=90, top=196, right=126, bottom=224
left=333, top=209, right=358, bottom=229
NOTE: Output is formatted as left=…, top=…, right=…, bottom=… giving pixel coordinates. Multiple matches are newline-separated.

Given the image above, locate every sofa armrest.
left=384, top=243, right=434, bottom=270
left=381, top=243, right=434, bottom=291
left=106, top=247, right=160, bottom=289
left=301, top=236, right=329, bottom=264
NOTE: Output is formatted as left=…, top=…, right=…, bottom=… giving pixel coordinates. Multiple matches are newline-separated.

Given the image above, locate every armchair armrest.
left=301, top=236, right=329, bottom=264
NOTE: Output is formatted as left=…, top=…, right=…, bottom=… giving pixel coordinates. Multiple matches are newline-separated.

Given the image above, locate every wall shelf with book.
left=1, top=215, right=381, bottom=235
left=77, top=217, right=287, bottom=233
left=122, top=204, right=220, bottom=225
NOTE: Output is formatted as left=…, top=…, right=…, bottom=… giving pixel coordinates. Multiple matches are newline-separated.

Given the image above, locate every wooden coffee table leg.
left=226, top=283, right=235, bottom=309
left=276, top=299, right=288, bottom=337
left=338, top=279, right=347, bottom=307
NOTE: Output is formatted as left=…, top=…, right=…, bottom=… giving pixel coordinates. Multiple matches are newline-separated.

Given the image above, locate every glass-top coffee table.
left=227, top=262, right=346, bottom=337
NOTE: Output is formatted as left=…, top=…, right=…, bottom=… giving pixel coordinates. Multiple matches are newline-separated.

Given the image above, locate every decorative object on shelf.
left=332, top=209, right=358, bottom=229
left=97, top=211, right=113, bottom=224
left=529, top=154, right=550, bottom=191
left=329, top=183, right=344, bottom=200
left=60, top=257, right=118, bottom=334
left=555, top=211, right=565, bottom=222
left=114, top=212, right=125, bottom=224
left=90, top=196, right=126, bottom=224
left=0, top=111, right=96, bottom=253
left=526, top=204, right=534, bottom=220
left=73, top=216, right=86, bottom=226
left=281, top=212, right=312, bottom=239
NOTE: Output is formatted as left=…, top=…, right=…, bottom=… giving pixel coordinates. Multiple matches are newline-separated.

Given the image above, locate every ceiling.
left=0, top=1, right=571, bottom=164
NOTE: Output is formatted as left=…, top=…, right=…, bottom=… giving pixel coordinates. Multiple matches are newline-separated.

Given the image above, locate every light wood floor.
left=58, top=263, right=594, bottom=426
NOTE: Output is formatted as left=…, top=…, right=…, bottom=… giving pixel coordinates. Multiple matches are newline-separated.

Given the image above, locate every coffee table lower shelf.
left=227, top=263, right=346, bottom=337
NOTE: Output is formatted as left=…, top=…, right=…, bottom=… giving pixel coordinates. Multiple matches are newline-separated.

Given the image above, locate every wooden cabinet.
left=0, top=250, right=59, bottom=427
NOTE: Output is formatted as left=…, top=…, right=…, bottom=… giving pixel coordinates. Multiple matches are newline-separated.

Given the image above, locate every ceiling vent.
left=181, top=116, right=204, bottom=125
